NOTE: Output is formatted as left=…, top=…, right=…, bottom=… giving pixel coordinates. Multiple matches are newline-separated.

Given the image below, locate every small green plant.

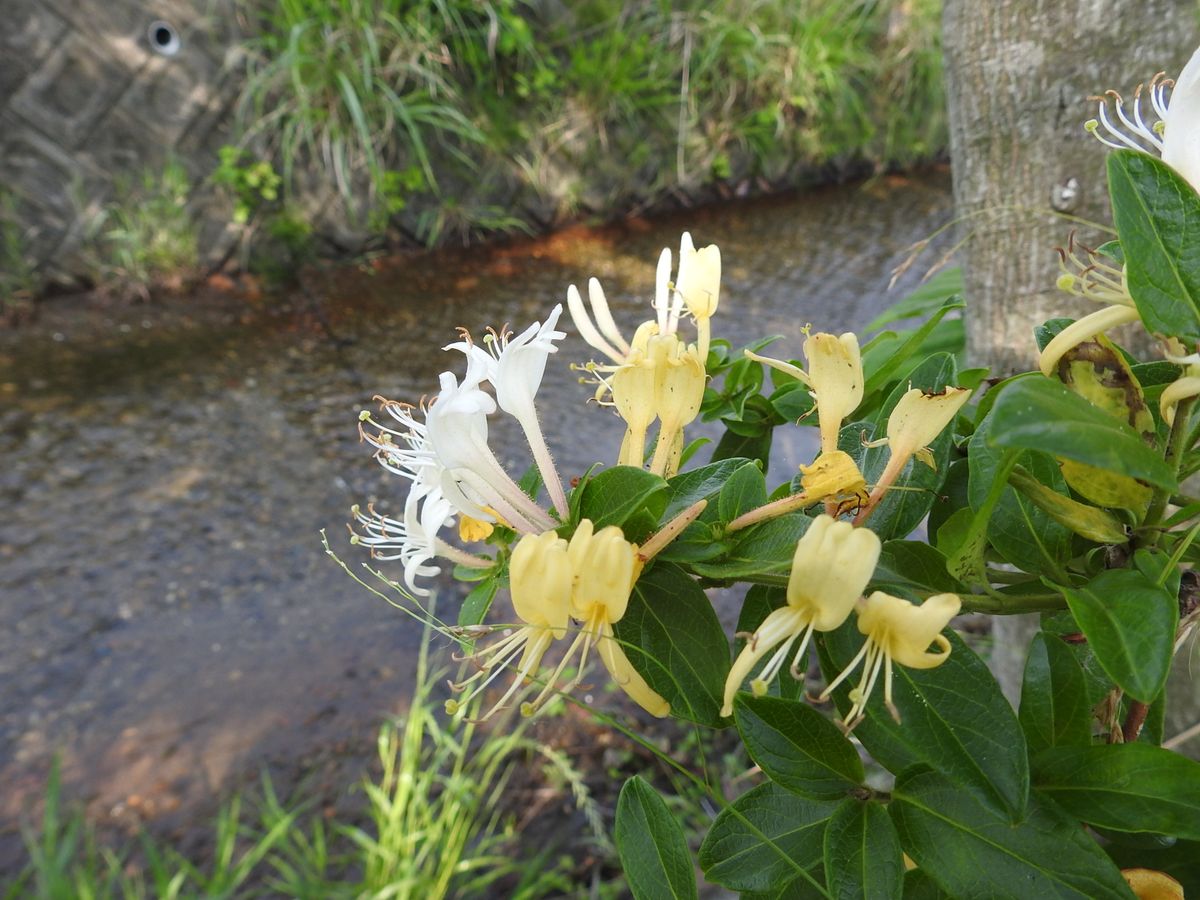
left=213, top=146, right=282, bottom=226
left=87, top=159, right=198, bottom=300
left=0, top=191, right=39, bottom=316
left=9, top=620, right=597, bottom=898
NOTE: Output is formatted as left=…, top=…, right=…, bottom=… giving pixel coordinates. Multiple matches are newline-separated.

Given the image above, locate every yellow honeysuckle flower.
left=459, top=514, right=495, bottom=542
left=446, top=530, right=573, bottom=718
left=1159, top=339, right=1200, bottom=426
left=798, top=449, right=870, bottom=513
left=1040, top=304, right=1143, bottom=377
left=562, top=520, right=668, bottom=717
left=820, top=591, right=961, bottom=731
left=721, top=516, right=881, bottom=716
left=806, top=332, right=864, bottom=455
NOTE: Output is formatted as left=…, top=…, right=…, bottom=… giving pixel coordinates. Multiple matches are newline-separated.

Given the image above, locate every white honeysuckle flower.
left=350, top=491, right=454, bottom=597
left=1163, top=46, right=1200, bottom=190
left=673, top=231, right=721, bottom=321
left=446, top=305, right=566, bottom=428
left=446, top=306, right=570, bottom=516
left=655, top=245, right=685, bottom=335
left=1086, top=46, right=1200, bottom=191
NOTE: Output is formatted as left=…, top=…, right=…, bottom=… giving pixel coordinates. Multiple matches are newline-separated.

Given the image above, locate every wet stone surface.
left=0, top=171, right=952, bottom=871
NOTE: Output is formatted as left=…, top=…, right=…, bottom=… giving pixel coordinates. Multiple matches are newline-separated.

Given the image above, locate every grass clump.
left=233, top=0, right=945, bottom=244
left=6, top=636, right=598, bottom=899
left=84, top=160, right=199, bottom=301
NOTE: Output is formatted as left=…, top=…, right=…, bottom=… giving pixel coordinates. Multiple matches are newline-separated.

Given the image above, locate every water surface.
left=0, top=170, right=953, bottom=861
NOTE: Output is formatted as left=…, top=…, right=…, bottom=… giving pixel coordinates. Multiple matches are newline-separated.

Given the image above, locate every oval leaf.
left=1055, top=568, right=1177, bottom=703
left=616, top=776, right=699, bottom=900
left=616, top=562, right=729, bottom=725
left=699, top=783, right=839, bottom=893
left=890, top=769, right=1134, bottom=899
left=1109, top=150, right=1200, bottom=344
left=735, top=695, right=864, bottom=799
left=820, top=628, right=1029, bottom=818
left=1019, top=633, right=1093, bottom=754
left=824, top=800, right=904, bottom=900
left=988, top=378, right=1176, bottom=490
left=1033, top=744, right=1200, bottom=840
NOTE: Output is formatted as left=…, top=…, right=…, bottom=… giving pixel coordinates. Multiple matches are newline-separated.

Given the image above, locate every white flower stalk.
left=446, top=306, right=570, bottom=518
left=349, top=493, right=490, bottom=597
left=1085, top=47, right=1200, bottom=192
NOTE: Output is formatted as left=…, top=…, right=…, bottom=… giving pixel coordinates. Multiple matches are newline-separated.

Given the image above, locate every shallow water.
left=0, top=170, right=952, bottom=860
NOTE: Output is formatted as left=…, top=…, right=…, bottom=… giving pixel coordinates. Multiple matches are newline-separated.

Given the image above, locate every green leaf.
left=861, top=301, right=965, bottom=399
left=458, top=576, right=500, bottom=627
left=699, top=783, right=839, bottom=893
left=874, top=541, right=964, bottom=595
left=890, top=769, right=1134, bottom=899
left=1108, top=150, right=1200, bottom=343
left=574, top=465, right=668, bottom=539
left=988, top=378, right=1176, bottom=490
left=1033, top=744, right=1200, bottom=840
left=616, top=563, right=729, bottom=726
left=902, top=870, right=950, bottom=899
left=735, top=696, right=864, bottom=798
left=1019, top=633, right=1093, bottom=754
left=866, top=268, right=964, bottom=331
left=1007, top=465, right=1127, bottom=544
left=719, top=461, right=768, bottom=521
left=823, top=800, right=904, bottom=900
left=615, top=776, right=699, bottom=900
left=1054, top=568, right=1178, bottom=703
left=1107, top=839, right=1200, bottom=895
left=664, top=458, right=754, bottom=520
left=820, top=629, right=1029, bottom=818
left=969, top=414, right=1083, bottom=579
left=693, top=513, right=810, bottom=580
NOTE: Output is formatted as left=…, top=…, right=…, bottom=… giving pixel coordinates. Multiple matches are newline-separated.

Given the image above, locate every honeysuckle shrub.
left=345, top=48, right=1200, bottom=900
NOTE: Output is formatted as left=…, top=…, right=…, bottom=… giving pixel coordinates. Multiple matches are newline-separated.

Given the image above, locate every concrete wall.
left=1, top=0, right=241, bottom=277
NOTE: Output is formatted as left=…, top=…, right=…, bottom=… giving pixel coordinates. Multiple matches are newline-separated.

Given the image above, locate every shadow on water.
left=0, top=170, right=953, bottom=868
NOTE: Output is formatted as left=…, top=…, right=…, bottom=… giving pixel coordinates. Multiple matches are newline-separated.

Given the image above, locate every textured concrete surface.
left=0, top=0, right=241, bottom=273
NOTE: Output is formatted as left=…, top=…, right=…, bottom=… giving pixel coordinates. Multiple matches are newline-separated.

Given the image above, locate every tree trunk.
left=942, top=0, right=1199, bottom=730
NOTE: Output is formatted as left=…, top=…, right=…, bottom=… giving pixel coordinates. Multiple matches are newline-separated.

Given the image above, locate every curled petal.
left=598, top=621, right=669, bottom=717
left=1160, top=374, right=1200, bottom=425
left=720, top=606, right=806, bottom=717
left=1039, top=304, right=1142, bottom=377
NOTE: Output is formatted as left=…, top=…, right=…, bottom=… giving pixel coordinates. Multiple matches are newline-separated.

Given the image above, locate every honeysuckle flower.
left=349, top=493, right=491, bottom=597
left=1085, top=46, right=1200, bottom=192
left=446, top=306, right=570, bottom=517
left=806, top=332, right=864, bottom=455
left=423, top=370, right=556, bottom=534
left=820, top=591, right=961, bottom=731
left=855, top=386, right=973, bottom=525
left=798, top=450, right=870, bottom=513
left=1038, top=237, right=1142, bottom=376
left=674, top=232, right=721, bottom=320
left=445, top=530, right=573, bottom=718
left=649, top=339, right=707, bottom=477
left=611, top=351, right=660, bottom=467
left=721, top=516, right=881, bottom=716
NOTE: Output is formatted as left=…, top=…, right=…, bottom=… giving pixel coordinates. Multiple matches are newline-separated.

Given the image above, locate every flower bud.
left=675, top=232, right=721, bottom=320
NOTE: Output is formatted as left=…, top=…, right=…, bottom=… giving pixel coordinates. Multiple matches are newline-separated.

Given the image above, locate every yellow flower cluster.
left=447, top=518, right=669, bottom=720
left=722, top=515, right=961, bottom=730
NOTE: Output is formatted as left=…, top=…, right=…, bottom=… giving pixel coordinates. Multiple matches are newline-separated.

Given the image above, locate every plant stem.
left=958, top=592, right=1068, bottom=615
left=1122, top=701, right=1149, bottom=743
left=1139, top=396, right=1196, bottom=547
